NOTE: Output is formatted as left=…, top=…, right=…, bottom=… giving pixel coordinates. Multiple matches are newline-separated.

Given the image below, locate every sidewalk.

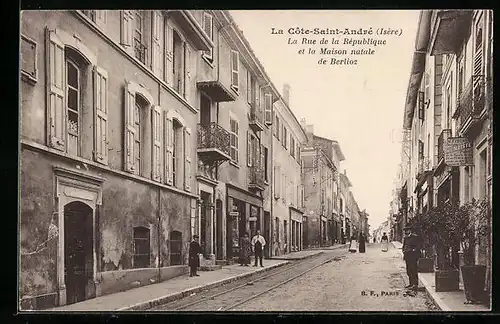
left=47, top=254, right=304, bottom=311
left=391, top=241, right=490, bottom=312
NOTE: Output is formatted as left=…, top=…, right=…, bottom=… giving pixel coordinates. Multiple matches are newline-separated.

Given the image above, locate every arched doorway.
left=63, top=201, right=94, bottom=305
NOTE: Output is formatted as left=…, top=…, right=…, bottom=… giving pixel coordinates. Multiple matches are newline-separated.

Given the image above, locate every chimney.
left=283, top=83, right=291, bottom=106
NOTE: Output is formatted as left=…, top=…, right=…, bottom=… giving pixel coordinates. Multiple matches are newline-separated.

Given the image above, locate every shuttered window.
left=183, top=42, right=192, bottom=103
left=265, top=93, right=272, bottom=125
left=46, top=29, right=66, bottom=151
left=152, top=105, right=162, bottom=182
left=164, top=21, right=174, bottom=85
left=120, top=10, right=134, bottom=47
left=230, top=50, right=239, bottom=91
left=164, top=115, right=174, bottom=185
left=151, top=11, right=163, bottom=77
left=230, top=118, right=239, bottom=163
left=184, top=127, right=192, bottom=191
left=274, top=165, right=281, bottom=199
left=93, top=66, right=109, bottom=164
left=202, top=12, right=213, bottom=62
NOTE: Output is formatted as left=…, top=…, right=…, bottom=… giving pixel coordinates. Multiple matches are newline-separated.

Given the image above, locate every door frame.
left=54, top=167, right=104, bottom=306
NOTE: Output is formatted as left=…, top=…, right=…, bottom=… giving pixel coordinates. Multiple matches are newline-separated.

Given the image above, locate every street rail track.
left=153, top=250, right=345, bottom=311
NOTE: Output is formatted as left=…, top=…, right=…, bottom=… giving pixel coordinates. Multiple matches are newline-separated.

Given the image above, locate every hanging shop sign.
left=444, top=137, right=474, bottom=166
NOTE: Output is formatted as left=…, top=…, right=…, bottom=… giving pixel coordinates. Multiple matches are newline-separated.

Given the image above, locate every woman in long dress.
left=381, top=232, right=389, bottom=252
left=348, top=235, right=357, bottom=253
left=239, top=233, right=252, bottom=266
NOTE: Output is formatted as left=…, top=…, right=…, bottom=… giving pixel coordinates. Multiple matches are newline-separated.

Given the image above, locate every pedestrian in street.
left=358, top=232, right=366, bottom=253
left=239, top=232, right=252, bottom=266
left=251, top=230, right=266, bottom=267
left=348, top=235, right=357, bottom=253
left=189, top=235, right=202, bottom=277
left=402, top=226, right=422, bottom=290
left=381, top=232, right=389, bottom=252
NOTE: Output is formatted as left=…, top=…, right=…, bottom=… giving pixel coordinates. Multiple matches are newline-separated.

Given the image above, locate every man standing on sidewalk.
left=403, top=225, right=422, bottom=290
left=189, top=235, right=202, bottom=277
left=251, top=230, right=266, bottom=267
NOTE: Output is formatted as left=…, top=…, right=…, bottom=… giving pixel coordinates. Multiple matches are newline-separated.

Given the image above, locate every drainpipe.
left=157, top=186, right=161, bottom=283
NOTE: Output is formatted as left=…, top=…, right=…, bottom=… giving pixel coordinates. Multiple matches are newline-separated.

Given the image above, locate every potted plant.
left=424, top=202, right=460, bottom=292
left=448, top=198, right=491, bottom=304
left=413, top=212, right=435, bottom=273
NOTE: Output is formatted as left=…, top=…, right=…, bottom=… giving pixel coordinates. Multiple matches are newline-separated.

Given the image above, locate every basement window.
left=133, top=226, right=150, bottom=268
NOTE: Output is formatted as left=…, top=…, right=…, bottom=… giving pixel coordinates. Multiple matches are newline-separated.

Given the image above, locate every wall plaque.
left=444, top=137, right=474, bottom=166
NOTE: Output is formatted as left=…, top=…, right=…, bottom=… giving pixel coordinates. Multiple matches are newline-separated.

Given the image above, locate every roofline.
left=311, top=135, right=346, bottom=161
left=223, top=10, right=308, bottom=140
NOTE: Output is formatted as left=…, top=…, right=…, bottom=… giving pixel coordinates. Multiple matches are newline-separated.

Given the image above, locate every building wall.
left=20, top=10, right=200, bottom=309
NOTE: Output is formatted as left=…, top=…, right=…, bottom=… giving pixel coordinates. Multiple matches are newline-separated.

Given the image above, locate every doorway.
left=216, top=199, right=223, bottom=260
left=200, top=191, right=211, bottom=256
left=263, top=211, right=270, bottom=258
left=64, top=201, right=94, bottom=305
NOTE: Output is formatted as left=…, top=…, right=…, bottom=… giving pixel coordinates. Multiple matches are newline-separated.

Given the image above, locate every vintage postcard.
left=19, top=9, right=493, bottom=313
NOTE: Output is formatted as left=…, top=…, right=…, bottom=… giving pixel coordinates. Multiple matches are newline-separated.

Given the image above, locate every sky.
left=230, top=10, right=420, bottom=232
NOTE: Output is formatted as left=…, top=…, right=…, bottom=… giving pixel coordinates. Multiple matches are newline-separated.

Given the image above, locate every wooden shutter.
left=274, top=165, right=281, bottom=198
left=151, top=11, right=163, bottom=76
left=231, top=50, right=239, bottom=90
left=202, top=12, right=213, bottom=60
left=247, top=131, right=252, bottom=167
left=120, top=10, right=133, bottom=46
left=96, top=10, right=107, bottom=28
left=46, top=29, right=66, bottom=151
left=152, top=105, right=162, bottom=182
left=265, top=93, right=272, bottom=125
left=93, top=66, right=109, bottom=164
left=164, top=114, right=174, bottom=185
left=183, top=43, right=192, bottom=103
left=418, top=91, right=425, bottom=120
left=260, top=144, right=265, bottom=170
left=184, top=127, right=192, bottom=191
left=124, top=83, right=136, bottom=172
left=165, top=22, right=174, bottom=85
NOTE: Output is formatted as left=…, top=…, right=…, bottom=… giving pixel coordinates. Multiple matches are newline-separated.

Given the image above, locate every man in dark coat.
left=189, top=235, right=202, bottom=277
left=402, top=226, right=422, bottom=290
left=358, top=232, right=366, bottom=253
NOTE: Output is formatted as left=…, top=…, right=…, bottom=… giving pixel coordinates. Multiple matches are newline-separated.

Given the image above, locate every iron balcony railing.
left=417, top=157, right=431, bottom=179
left=134, top=38, right=147, bottom=64
left=197, top=122, right=231, bottom=156
left=437, top=129, right=451, bottom=163
left=250, top=106, right=264, bottom=124
left=456, top=75, right=485, bottom=132
left=249, top=164, right=266, bottom=188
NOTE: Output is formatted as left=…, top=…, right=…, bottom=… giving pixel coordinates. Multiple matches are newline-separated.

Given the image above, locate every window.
left=151, top=105, right=162, bottom=182
left=46, top=29, right=108, bottom=163
left=247, top=132, right=258, bottom=167
left=264, top=93, right=272, bottom=125
left=173, top=31, right=183, bottom=93
left=21, top=35, right=37, bottom=83
left=83, top=10, right=106, bottom=28
left=230, top=118, right=239, bottom=163
left=133, top=96, right=147, bottom=175
left=172, top=119, right=182, bottom=186
left=169, top=231, right=182, bottom=266
left=283, top=126, right=288, bottom=149
left=418, top=140, right=424, bottom=160
left=151, top=11, right=163, bottom=76
left=418, top=91, right=425, bottom=121
left=458, top=55, right=465, bottom=96
left=66, top=59, right=80, bottom=157
left=202, top=12, right=213, bottom=62
left=264, top=146, right=268, bottom=181
left=134, top=11, right=147, bottom=64
left=290, top=136, right=295, bottom=157
left=230, top=50, right=239, bottom=91
left=446, top=82, right=452, bottom=129
left=424, top=71, right=430, bottom=102
left=133, top=226, right=150, bottom=268
left=274, top=165, right=281, bottom=198
left=275, top=114, right=280, bottom=140
left=247, top=71, right=253, bottom=104
left=120, top=10, right=134, bottom=47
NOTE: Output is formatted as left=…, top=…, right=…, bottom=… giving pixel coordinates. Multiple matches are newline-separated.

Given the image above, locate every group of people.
left=188, top=230, right=267, bottom=277
left=347, top=233, right=367, bottom=253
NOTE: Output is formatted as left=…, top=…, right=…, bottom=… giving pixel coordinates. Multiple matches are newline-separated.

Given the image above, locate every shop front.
left=226, top=184, right=263, bottom=262
left=289, top=207, right=304, bottom=252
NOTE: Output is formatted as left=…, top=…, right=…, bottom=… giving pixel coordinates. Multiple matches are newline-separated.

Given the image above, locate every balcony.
left=197, top=80, right=236, bottom=102
left=417, top=158, right=432, bottom=180
left=134, top=39, right=147, bottom=64
left=455, top=75, right=485, bottom=134
left=437, top=129, right=451, bottom=165
left=197, top=123, right=231, bottom=164
left=248, top=165, right=266, bottom=191
left=249, top=106, right=265, bottom=132
left=429, top=10, right=473, bottom=55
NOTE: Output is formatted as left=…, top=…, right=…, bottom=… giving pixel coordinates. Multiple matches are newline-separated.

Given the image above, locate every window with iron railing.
left=134, top=11, right=147, bottom=64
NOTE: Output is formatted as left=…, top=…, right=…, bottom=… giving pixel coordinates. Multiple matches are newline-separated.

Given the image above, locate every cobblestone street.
left=232, top=243, right=438, bottom=311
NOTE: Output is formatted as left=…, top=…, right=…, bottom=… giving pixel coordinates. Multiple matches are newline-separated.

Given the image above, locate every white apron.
left=349, top=240, right=358, bottom=252
left=381, top=240, right=389, bottom=252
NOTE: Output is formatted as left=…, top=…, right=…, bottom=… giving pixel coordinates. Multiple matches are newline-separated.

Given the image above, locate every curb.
left=302, top=244, right=349, bottom=251
left=418, top=273, right=448, bottom=311
left=118, top=261, right=290, bottom=311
